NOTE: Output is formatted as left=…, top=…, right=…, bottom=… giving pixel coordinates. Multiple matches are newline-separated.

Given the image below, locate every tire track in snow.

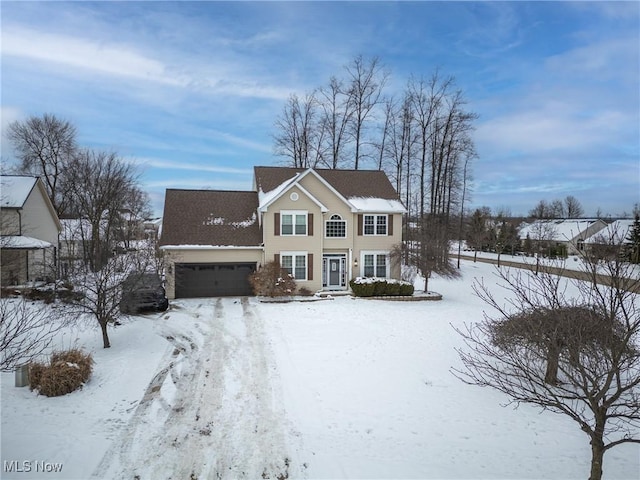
left=91, top=298, right=297, bottom=479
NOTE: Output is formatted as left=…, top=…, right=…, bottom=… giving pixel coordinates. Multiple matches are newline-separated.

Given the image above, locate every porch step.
left=316, top=290, right=352, bottom=298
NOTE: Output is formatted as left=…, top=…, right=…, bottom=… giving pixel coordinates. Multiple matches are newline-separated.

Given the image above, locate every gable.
left=160, top=189, right=262, bottom=247
left=0, top=176, right=38, bottom=208
left=254, top=166, right=405, bottom=213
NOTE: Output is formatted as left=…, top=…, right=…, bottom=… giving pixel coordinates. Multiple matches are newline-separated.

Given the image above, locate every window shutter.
left=308, top=213, right=314, bottom=236
left=357, top=214, right=363, bottom=236
left=307, top=253, right=313, bottom=280
left=388, top=215, right=393, bottom=236
left=274, top=213, right=280, bottom=236
left=274, top=253, right=280, bottom=264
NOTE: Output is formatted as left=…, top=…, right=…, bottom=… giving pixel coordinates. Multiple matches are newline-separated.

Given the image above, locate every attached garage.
left=175, top=263, right=256, bottom=298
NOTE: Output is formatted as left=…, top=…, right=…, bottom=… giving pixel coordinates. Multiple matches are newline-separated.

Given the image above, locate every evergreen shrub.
left=350, top=278, right=414, bottom=297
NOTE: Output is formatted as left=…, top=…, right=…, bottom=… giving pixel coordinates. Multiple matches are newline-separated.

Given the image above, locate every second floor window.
left=364, top=214, right=387, bottom=235
left=281, top=211, right=307, bottom=235
left=325, top=214, right=346, bottom=238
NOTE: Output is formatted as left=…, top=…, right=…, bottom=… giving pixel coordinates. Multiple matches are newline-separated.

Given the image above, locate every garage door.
left=175, top=263, right=256, bottom=298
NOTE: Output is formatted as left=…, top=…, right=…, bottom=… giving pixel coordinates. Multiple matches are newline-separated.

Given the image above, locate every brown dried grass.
left=29, top=349, right=94, bottom=397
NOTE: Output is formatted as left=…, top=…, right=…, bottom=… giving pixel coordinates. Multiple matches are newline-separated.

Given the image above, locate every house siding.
left=20, top=183, right=60, bottom=246
left=263, top=185, right=324, bottom=291
left=0, top=180, right=61, bottom=284
left=263, top=174, right=403, bottom=289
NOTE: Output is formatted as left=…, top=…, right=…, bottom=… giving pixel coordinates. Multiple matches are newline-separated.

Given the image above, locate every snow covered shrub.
left=249, top=261, right=297, bottom=297
left=23, top=288, right=56, bottom=304
left=29, top=348, right=94, bottom=397
left=349, top=278, right=414, bottom=297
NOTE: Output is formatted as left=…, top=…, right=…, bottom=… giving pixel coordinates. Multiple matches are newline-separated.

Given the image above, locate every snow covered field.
left=2, top=260, right=638, bottom=479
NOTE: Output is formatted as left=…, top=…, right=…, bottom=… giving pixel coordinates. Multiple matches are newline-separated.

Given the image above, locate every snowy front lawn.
left=1, top=261, right=638, bottom=479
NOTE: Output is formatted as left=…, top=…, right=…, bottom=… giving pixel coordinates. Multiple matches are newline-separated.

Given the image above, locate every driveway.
left=91, top=297, right=296, bottom=480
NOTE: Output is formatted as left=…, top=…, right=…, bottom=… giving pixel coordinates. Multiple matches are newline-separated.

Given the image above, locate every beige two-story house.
left=1, top=175, right=62, bottom=285
left=160, top=167, right=406, bottom=299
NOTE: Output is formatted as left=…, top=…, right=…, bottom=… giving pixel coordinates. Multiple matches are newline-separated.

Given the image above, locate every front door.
left=323, top=254, right=346, bottom=289
left=329, top=258, right=341, bottom=287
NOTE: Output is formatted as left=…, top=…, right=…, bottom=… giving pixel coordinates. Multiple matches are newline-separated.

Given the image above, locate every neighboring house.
left=160, top=166, right=406, bottom=299
left=582, top=219, right=635, bottom=253
left=520, top=218, right=608, bottom=255
left=0, top=176, right=62, bottom=285
left=143, top=217, right=163, bottom=241
left=59, top=218, right=93, bottom=275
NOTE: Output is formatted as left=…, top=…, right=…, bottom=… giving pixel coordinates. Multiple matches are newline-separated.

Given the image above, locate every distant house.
left=582, top=219, right=635, bottom=255
left=519, top=219, right=608, bottom=255
left=143, top=217, right=163, bottom=241
left=0, top=176, right=62, bottom=285
left=58, top=218, right=93, bottom=276
left=160, top=166, right=406, bottom=299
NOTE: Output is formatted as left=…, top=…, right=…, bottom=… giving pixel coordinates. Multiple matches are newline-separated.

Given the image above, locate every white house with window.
left=160, top=166, right=406, bottom=298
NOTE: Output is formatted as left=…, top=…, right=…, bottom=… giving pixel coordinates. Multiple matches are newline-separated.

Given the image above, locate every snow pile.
left=1, top=262, right=638, bottom=479
left=351, top=276, right=412, bottom=286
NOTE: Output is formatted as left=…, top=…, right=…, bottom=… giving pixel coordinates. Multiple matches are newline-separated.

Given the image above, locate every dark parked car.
left=120, top=272, right=169, bottom=314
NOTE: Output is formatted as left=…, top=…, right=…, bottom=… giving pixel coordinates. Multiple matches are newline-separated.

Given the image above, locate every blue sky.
left=1, top=1, right=638, bottom=218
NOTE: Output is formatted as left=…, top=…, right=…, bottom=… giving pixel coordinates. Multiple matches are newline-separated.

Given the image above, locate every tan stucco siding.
left=163, top=248, right=263, bottom=299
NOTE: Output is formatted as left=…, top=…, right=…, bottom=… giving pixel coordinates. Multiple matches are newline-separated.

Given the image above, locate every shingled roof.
left=253, top=166, right=401, bottom=200
left=160, top=189, right=261, bottom=247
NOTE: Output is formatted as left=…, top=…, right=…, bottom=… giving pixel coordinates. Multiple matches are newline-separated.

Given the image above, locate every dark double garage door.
left=175, top=263, right=256, bottom=298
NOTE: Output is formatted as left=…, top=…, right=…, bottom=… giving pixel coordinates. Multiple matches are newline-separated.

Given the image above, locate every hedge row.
left=349, top=278, right=414, bottom=297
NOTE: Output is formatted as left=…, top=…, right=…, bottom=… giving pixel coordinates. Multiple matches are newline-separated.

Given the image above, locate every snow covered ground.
left=2, top=260, right=638, bottom=479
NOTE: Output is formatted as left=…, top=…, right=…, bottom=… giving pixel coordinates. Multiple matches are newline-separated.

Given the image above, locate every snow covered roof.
left=0, top=176, right=38, bottom=208
left=0, top=235, right=53, bottom=249
left=348, top=197, right=406, bottom=213
left=519, top=219, right=605, bottom=241
left=61, top=218, right=94, bottom=241
left=583, top=219, right=635, bottom=244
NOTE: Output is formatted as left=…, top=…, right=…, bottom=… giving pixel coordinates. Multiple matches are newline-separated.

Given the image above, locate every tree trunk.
left=589, top=435, right=605, bottom=480
left=100, top=321, right=111, bottom=348
left=545, top=341, right=560, bottom=385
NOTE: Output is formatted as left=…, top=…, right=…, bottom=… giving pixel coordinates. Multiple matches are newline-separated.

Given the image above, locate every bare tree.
left=0, top=297, right=65, bottom=371
left=273, top=92, right=323, bottom=168
left=70, top=253, right=126, bottom=348
left=318, top=76, right=354, bottom=169
left=529, top=200, right=553, bottom=219
left=7, top=113, right=77, bottom=216
left=453, top=250, right=640, bottom=480
left=118, top=188, right=152, bottom=251
left=345, top=55, right=388, bottom=169
left=564, top=195, right=584, bottom=218
left=66, top=149, right=138, bottom=271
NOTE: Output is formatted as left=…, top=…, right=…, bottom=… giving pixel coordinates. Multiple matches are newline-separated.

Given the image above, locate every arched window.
left=325, top=214, right=346, bottom=238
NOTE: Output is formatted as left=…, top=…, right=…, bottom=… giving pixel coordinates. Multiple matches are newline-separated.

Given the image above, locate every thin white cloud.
left=1, top=25, right=292, bottom=101
left=2, top=26, right=187, bottom=87
left=144, top=178, right=252, bottom=191
left=140, top=158, right=253, bottom=176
